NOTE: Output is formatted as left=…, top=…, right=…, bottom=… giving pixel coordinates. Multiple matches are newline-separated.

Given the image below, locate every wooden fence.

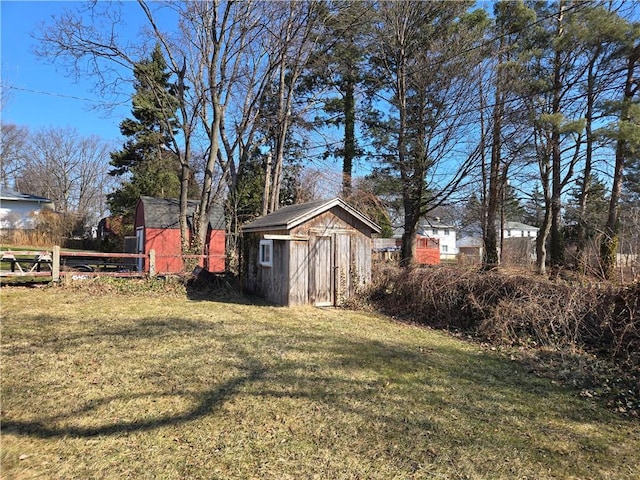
left=1, top=247, right=158, bottom=281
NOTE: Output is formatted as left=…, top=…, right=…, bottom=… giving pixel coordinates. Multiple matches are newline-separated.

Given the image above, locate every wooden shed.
left=134, top=196, right=225, bottom=274
left=241, top=198, right=381, bottom=307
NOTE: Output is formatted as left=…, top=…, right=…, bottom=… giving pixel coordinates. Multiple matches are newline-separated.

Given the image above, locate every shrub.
left=361, top=264, right=639, bottom=371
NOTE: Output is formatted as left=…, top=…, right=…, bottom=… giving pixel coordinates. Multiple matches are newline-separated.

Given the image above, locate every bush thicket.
left=361, top=265, right=639, bottom=372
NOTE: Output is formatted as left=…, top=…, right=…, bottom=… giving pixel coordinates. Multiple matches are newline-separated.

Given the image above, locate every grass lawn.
left=1, top=283, right=638, bottom=479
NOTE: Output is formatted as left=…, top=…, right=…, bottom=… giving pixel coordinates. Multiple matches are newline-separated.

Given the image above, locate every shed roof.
left=241, top=197, right=381, bottom=233
left=139, top=196, right=225, bottom=230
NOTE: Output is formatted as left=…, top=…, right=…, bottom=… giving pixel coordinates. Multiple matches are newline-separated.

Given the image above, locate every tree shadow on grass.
left=2, top=308, right=636, bottom=471
left=1, top=359, right=266, bottom=439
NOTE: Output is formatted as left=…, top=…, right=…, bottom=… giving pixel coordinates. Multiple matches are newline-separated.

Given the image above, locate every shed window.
left=259, top=239, right=273, bottom=267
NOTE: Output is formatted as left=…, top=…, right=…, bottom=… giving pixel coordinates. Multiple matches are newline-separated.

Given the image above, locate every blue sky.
left=0, top=1, right=347, bottom=198
left=1, top=1, right=132, bottom=143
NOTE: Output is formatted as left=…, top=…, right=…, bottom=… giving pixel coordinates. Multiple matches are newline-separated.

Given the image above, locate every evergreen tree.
left=565, top=175, right=609, bottom=248
left=107, top=44, right=184, bottom=219
left=523, top=183, right=546, bottom=228
left=625, top=153, right=640, bottom=202
left=501, top=183, right=526, bottom=223
left=483, top=0, right=536, bottom=269
left=235, top=148, right=266, bottom=226
left=303, top=1, right=372, bottom=197
left=364, top=1, right=487, bottom=265
left=600, top=47, right=640, bottom=279
left=458, top=192, right=484, bottom=237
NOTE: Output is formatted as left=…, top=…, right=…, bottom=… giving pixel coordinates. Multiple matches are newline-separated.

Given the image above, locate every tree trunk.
left=576, top=59, right=597, bottom=271
left=549, top=2, right=565, bottom=270
left=179, top=161, right=190, bottom=253
left=536, top=197, right=552, bottom=275
left=601, top=46, right=639, bottom=279
left=343, top=74, right=356, bottom=197
left=401, top=197, right=419, bottom=267
left=484, top=86, right=503, bottom=269
left=262, top=152, right=272, bottom=217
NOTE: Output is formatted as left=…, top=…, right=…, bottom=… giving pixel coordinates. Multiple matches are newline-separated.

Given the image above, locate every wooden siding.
left=145, top=227, right=184, bottom=273
left=142, top=227, right=225, bottom=274
left=243, top=231, right=293, bottom=305
left=206, top=230, right=226, bottom=272
left=242, top=205, right=375, bottom=307
left=135, top=200, right=225, bottom=274
left=288, top=238, right=309, bottom=306
left=271, top=239, right=290, bottom=305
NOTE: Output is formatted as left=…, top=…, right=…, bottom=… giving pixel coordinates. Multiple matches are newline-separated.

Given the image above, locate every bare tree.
left=36, top=1, right=323, bottom=269
left=1, top=123, right=29, bottom=189
left=259, top=1, right=323, bottom=215
left=141, top=1, right=325, bottom=266
left=15, top=127, right=112, bottom=236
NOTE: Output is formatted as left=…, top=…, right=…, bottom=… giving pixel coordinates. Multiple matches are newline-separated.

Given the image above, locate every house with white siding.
left=418, top=218, right=458, bottom=261
left=503, top=221, right=539, bottom=239
left=0, top=190, right=55, bottom=230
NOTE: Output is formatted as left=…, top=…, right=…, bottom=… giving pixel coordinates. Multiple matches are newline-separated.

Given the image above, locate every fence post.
left=149, top=249, right=156, bottom=277
left=52, top=245, right=60, bottom=282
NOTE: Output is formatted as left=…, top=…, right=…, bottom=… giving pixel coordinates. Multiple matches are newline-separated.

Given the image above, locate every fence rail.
left=0, top=247, right=157, bottom=281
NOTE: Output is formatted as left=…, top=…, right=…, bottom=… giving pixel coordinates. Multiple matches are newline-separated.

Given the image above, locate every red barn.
left=134, top=196, right=225, bottom=274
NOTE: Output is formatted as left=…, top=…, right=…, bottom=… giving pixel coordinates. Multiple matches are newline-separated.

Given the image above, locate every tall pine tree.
left=107, top=44, right=184, bottom=221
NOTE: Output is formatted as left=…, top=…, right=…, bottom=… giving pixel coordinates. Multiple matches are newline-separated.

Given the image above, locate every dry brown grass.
left=1, top=280, right=639, bottom=479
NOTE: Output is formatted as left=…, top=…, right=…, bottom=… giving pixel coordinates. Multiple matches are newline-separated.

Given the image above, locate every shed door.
left=310, top=235, right=333, bottom=306
left=334, top=233, right=352, bottom=304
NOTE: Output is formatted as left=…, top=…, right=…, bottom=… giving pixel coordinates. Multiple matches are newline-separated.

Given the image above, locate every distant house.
left=373, top=235, right=440, bottom=265
left=419, top=218, right=458, bottom=261
left=134, top=196, right=226, bottom=274
left=456, top=221, right=539, bottom=265
left=241, top=198, right=381, bottom=307
left=503, top=221, right=539, bottom=239
left=0, top=190, right=55, bottom=230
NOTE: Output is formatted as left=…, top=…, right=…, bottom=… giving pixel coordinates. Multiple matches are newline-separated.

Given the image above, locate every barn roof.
left=139, top=196, right=225, bottom=230
left=241, top=197, right=381, bottom=233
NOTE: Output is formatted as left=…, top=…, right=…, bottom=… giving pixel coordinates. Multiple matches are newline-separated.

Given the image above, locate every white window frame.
left=259, top=239, right=273, bottom=267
